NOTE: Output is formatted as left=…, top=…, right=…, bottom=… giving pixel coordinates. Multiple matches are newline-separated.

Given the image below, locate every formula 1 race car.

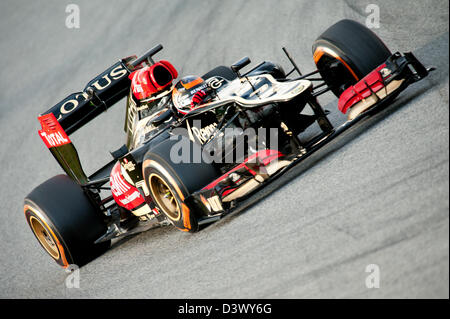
left=24, top=19, right=434, bottom=267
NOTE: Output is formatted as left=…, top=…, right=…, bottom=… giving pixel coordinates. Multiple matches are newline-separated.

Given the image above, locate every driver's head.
left=171, top=76, right=208, bottom=115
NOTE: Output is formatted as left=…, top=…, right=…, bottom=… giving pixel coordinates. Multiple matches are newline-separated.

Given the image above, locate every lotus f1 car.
left=24, top=20, right=434, bottom=267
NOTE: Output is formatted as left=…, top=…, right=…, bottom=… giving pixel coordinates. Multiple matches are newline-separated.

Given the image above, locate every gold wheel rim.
left=30, top=216, right=60, bottom=259
left=149, top=174, right=181, bottom=221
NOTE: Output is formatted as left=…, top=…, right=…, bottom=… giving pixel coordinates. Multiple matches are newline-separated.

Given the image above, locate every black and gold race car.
left=24, top=19, right=433, bottom=268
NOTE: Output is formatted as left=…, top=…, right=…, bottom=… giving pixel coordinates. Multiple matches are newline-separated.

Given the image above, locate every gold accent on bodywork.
left=347, top=79, right=404, bottom=120
left=222, top=160, right=291, bottom=202
left=131, top=204, right=152, bottom=216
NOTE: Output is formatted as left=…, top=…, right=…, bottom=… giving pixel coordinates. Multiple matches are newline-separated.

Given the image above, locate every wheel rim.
left=149, top=174, right=181, bottom=221
left=29, top=216, right=60, bottom=259
left=314, top=48, right=359, bottom=97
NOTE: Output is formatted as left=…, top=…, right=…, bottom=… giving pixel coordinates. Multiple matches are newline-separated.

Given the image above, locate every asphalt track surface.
left=0, top=0, right=448, bottom=298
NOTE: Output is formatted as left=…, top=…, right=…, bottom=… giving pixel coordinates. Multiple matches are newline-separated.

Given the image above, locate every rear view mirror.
left=231, top=56, right=251, bottom=77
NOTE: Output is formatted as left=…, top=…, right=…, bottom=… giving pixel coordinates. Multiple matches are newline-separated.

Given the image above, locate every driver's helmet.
left=172, top=75, right=208, bottom=115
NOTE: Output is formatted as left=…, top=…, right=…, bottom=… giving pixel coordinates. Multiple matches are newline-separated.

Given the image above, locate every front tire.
left=313, top=19, right=392, bottom=97
left=24, top=175, right=110, bottom=268
left=143, top=136, right=220, bottom=232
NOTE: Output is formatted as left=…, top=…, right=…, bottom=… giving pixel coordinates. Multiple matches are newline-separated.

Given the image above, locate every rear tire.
left=143, top=136, right=220, bottom=232
left=24, top=175, right=110, bottom=267
left=313, top=19, right=392, bottom=97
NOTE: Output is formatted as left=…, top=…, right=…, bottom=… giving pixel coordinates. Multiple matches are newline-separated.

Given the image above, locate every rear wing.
left=41, top=59, right=131, bottom=135
left=38, top=44, right=163, bottom=184
left=41, top=44, right=164, bottom=134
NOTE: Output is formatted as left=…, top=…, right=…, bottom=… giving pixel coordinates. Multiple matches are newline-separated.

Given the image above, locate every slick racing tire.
left=143, top=136, right=220, bottom=232
left=202, top=66, right=237, bottom=81
left=24, top=175, right=110, bottom=268
left=312, top=19, right=392, bottom=97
